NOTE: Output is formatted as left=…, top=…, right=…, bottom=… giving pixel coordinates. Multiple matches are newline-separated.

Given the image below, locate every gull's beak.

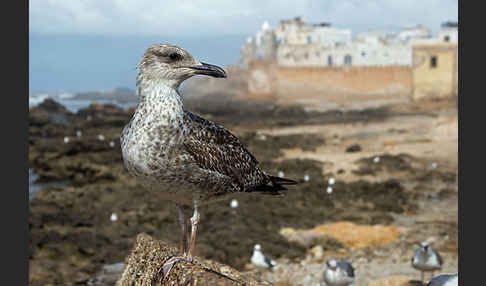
left=189, top=62, right=227, bottom=78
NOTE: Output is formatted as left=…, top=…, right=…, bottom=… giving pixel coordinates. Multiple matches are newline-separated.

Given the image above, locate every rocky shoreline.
left=28, top=97, right=458, bottom=286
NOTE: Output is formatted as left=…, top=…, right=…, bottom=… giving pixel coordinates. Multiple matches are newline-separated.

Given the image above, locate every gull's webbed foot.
left=158, top=255, right=191, bottom=282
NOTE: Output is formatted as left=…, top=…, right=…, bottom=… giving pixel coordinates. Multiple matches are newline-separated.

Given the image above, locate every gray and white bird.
left=323, top=258, right=355, bottom=286
left=426, top=273, right=458, bottom=286
left=251, top=244, right=276, bottom=269
left=412, top=242, right=443, bottom=283
left=120, top=44, right=297, bottom=279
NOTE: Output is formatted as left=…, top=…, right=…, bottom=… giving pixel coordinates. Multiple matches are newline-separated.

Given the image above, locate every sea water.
left=29, top=92, right=136, bottom=113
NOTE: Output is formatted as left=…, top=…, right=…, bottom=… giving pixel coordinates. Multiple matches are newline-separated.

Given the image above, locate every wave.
left=58, top=92, right=75, bottom=99
left=29, top=93, right=50, bottom=108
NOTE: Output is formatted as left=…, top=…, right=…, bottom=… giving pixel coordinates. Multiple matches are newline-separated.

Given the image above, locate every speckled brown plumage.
left=121, top=45, right=296, bottom=207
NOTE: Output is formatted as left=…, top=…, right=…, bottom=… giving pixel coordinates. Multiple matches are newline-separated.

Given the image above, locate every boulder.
left=116, top=233, right=271, bottom=286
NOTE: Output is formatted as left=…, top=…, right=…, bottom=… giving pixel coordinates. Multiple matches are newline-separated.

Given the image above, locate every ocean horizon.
left=29, top=91, right=138, bottom=113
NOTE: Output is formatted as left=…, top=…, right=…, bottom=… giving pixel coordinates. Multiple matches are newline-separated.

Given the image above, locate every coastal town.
left=241, top=17, right=457, bottom=68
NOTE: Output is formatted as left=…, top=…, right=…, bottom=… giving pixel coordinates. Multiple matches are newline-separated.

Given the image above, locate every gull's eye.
left=169, top=53, right=181, bottom=61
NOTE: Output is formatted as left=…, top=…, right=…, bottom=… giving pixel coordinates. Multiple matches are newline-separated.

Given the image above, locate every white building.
left=396, top=25, right=432, bottom=42
left=241, top=18, right=458, bottom=68
left=437, top=21, right=458, bottom=43
left=274, top=17, right=352, bottom=47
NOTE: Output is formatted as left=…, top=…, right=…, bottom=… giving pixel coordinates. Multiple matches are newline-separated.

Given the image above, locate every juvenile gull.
left=251, top=244, right=276, bottom=269
left=120, top=44, right=297, bottom=278
left=322, top=258, right=355, bottom=286
left=412, top=242, right=443, bottom=283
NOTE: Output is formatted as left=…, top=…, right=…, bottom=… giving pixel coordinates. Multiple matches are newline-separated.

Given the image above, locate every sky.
left=29, top=0, right=458, bottom=93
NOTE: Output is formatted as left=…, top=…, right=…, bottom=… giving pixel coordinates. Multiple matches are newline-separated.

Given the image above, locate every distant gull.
left=327, top=186, right=333, bottom=194
left=431, top=162, right=438, bottom=169
left=412, top=242, right=443, bottom=283
left=427, top=273, right=458, bottom=286
left=328, top=177, right=335, bottom=185
left=304, top=174, right=310, bottom=182
left=109, top=141, right=115, bottom=148
left=251, top=244, right=276, bottom=269
left=110, top=213, right=118, bottom=222
left=257, top=134, right=267, bottom=141
left=64, top=136, right=70, bottom=144
left=322, top=258, right=355, bottom=286
left=278, top=171, right=285, bottom=178
left=120, top=44, right=297, bottom=280
left=373, top=156, right=380, bottom=163
left=230, top=199, right=239, bottom=208
left=76, top=130, right=82, bottom=137
left=97, top=134, right=105, bottom=141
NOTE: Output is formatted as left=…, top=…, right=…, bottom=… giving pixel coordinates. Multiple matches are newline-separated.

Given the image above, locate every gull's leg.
left=158, top=204, right=189, bottom=281
left=177, top=203, right=188, bottom=255
left=187, top=198, right=200, bottom=261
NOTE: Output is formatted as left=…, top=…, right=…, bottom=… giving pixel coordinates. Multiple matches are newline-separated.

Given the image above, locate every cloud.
left=29, top=0, right=458, bottom=37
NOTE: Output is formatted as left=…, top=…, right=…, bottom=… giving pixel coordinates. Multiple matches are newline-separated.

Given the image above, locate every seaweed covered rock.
left=116, top=233, right=271, bottom=286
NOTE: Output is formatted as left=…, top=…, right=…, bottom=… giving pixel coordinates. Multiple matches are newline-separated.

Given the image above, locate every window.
left=307, top=36, right=312, bottom=44
left=444, top=35, right=450, bottom=42
left=361, top=51, right=366, bottom=57
left=315, top=51, right=320, bottom=57
left=344, top=55, right=352, bottom=65
left=430, top=56, right=438, bottom=68
left=328, top=55, right=333, bottom=66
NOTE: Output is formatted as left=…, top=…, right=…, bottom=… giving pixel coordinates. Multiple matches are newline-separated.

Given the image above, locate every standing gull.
left=251, top=244, right=276, bottom=269
left=412, top=242, right=443, bottom=283
left=120, top=44, right=297, bottom=278
left=322, top=258, right=355, bottom=286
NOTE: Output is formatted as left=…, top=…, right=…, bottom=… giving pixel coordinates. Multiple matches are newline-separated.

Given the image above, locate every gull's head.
left=326, top=258, right=338, bottom=269
left=254, top=244, right=262, bottom=251
left=420, top=241, right=430, bottom=250
left=137, top=44, right=227, bottom=88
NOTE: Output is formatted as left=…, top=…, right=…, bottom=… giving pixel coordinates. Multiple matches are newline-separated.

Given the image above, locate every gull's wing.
left=183, top=111, right=295, bottom=194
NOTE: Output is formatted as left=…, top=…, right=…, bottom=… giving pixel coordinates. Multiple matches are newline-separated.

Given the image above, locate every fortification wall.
left=247, top=62, right=414, bottom=107
left=275, top=66, right=411, bottom=96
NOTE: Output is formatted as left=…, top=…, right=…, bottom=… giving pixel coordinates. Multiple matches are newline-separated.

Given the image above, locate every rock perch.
left=115, top=233, right=272, bottom=286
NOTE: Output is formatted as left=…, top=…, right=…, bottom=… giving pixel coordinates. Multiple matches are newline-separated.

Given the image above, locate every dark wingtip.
left=249, top=175, right=298, bottom=196
left=269, top=175, right=298, bottom=185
